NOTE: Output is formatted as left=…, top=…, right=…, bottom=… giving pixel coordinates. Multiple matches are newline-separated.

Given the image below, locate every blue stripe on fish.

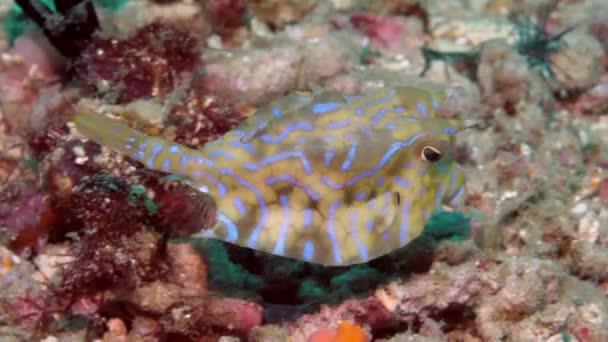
left=328, top=200, right=344, bottom=264
left=399, top=200, right=411, bottom=243
left=210, top=150, right=234, bottom=160
left=444, top=127, right=458, bottom=135
left=324, top=149, right=336, bottom=167
left=326, top=120, right=351, bottom=129
left=366, top=219, right=374, bottom=232
left=321, top=132, right=425, bottom=189
left=217, top=183, right=228, bottom=197
left=448, top=168, right=458, bottom=197
left=233, top=196, right=247, bottom=215
left=303, top=240, right=315, bottom=261
left=365, top=89, right=395, bottom=106
left=265, top=175, right=321, bottom=200
left=394, top=176, right=411, bottom=188
left=230, top=140, right=255, bottom=153
left=180, top=155, right=215, bottom=173
left=416, top=102, right=428, bottom=117
left=340, top=140, right=358, bottom=172
left=349, top=211, right=368, bottom=261
left=450, top=185, right=465, bottom=205
left=370, top=106, right=406, bottom=125
left=218, top=211, right=239, bottom=242
left=273, top=195, right=291, bottom=255
left=312, top=102, right=342, bottom=114
left=125, top=136, right=136, bottom=150
left=356, top=192, right=366, bottom=201
left=303, top=208, right=314, bottom=228
left=272, top=107, right=282, bottom=118
left=244, top=151, right=313, bottom=175
left=148, top=144, right=163, bottom=168
left=214, top=169, right=268, bottom=249
left=259, top=122, right=314, bottom=143
left=134, top=142, right=146, bottom=159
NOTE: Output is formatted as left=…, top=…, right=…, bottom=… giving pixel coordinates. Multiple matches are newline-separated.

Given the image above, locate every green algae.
left=422, top=210, right=472, bottom=243
left=87, top=173, right=121, bottom=192
left=187, top=239, right=264, bottom=292
left=22, top=156, right=39, bottom=172
left=128, top=185, right=158, bottom=215
left=160, top=174, right=187, bottom=183
left=297, top=279, right=327, bottom=301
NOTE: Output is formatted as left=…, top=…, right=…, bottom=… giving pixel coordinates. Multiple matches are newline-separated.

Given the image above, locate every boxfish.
left=73, top=86, right=467, bottom=266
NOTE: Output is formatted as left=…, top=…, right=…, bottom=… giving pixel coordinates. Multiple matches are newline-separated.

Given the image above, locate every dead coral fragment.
left=160, top=296, right=263, bottom=339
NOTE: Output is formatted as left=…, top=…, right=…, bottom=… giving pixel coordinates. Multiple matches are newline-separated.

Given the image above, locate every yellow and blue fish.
left=73, top=86, right=467, bottom=266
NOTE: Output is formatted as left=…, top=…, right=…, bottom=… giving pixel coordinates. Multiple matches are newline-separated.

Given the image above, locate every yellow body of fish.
left=73, top=86, right=466, bottom=266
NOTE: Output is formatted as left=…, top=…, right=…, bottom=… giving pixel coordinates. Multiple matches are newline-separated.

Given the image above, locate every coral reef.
left=1, top=0, right=608, bottom=341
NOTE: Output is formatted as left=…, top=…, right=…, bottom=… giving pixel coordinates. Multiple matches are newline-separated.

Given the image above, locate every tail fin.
left=74, top=111, right=223, bottom=201
left=73, top=110, right=166, bottom=165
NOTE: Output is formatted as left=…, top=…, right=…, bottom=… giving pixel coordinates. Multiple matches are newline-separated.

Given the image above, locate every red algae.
left=350, top=13, right=408, bottom=50
left=74, top=22, right=202, bottom=103
left=0, top=182, right=55, bottom=255
left=204, top=0, right=249, bottom=37
left=168, top=92, right=245, bottom=148
left=52, top=174, right=166, bottom=298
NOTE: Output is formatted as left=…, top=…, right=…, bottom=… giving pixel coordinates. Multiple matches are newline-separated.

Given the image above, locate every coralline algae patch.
left=0, top=0, right=608, bottom=341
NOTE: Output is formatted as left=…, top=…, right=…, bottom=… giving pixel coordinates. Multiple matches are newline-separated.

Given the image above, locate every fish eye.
left=421, top=146, right=443, bottom=163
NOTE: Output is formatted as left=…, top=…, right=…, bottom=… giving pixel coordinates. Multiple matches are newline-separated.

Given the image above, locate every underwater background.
left=0, top=0, right=607, bottom=341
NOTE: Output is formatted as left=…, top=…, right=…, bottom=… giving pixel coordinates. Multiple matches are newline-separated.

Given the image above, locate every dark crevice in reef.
left=14, top=0, right=100, bottom=58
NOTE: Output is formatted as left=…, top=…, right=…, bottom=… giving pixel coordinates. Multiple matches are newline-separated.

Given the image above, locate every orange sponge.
left=308, top=321, right=369, bottom=342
